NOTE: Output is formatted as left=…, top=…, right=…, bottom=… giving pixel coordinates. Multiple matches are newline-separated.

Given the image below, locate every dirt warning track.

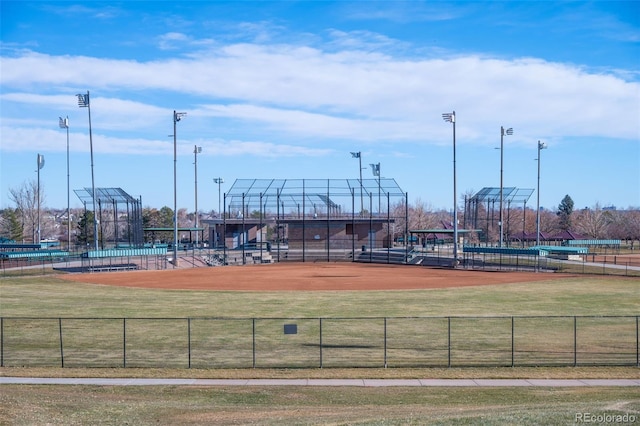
left=59, top=263, right=568, bottom=291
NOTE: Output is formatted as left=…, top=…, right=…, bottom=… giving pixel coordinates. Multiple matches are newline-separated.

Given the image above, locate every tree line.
left=1, top=181, right=639, bottom=249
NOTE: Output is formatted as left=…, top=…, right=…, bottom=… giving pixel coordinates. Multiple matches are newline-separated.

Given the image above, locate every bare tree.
left=8, top=180, right=43, bottom=243
left=575, top=204, right=610, bottom=238
left=600, top=209, right=640, bottom=249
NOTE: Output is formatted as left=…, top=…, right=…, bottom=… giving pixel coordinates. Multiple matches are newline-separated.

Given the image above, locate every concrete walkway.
left=1, top=377, right=638, bottom=387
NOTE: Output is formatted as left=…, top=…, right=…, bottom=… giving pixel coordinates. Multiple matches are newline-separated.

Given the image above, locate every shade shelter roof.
left=74, top=187, right=139, bottom=205
left=469, top=187, right=534, bottom=204
left=225, top=178, right=406, bottom=212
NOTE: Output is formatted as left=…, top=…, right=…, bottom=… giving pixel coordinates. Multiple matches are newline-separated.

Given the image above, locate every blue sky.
left=1, top=1, right=639, bottom=215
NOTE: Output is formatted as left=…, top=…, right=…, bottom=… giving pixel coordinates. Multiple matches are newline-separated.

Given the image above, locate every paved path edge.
left=1, top=377, right=639, bottom=387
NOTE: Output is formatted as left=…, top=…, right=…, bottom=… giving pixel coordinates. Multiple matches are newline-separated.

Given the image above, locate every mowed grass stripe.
left=1, top=275, right=638, bottom=318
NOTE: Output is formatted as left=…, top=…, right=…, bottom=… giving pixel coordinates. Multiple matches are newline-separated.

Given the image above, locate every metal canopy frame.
left=465, top=187, right=534, bottom=246
left=226, top=178, right=405, bottom=215
left=213, top=178, right=409, bottom=264
left=468, top=187, right=534, bottom=204
left=73, top=187, right=144, bottom=249
left=74, top=187, right=140, bottom=205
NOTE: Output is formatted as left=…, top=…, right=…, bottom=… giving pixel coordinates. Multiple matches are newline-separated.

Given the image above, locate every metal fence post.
left=636, top=316, right=639, bottom=367
left=319, top=318, right=323, bottom=368
left=574, top=316, right=577, bottom=367
left=384, top=317, right=387, bottom=368
left=1, top=317, right=3, bottom=367
left=447, top=317, right=451, bottom=368
left=511, top=316, right=514, bottom=367
left=59, top=318, right=64, bottom=368
left=187, top=318, right=191, bottom=369
left=252, top=318, right=256, bottom=368
left=123, top=318, right=127, bottom=368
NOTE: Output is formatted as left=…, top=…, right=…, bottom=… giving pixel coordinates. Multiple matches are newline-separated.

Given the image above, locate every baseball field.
left=1, top=262, right=638, bottom=425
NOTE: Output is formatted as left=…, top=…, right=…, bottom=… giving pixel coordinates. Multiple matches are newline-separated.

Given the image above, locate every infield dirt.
left=59, top=263, right=570, bottom=291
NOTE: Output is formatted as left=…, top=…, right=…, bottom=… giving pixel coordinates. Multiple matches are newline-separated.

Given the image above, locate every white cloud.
left=1, top=40, right=638, bottom=155
left=199, top=139, right=333, bottom=157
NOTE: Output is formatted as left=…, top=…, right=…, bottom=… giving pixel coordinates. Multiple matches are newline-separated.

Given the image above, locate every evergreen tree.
left=158, top=206, right=174, bottom=227
left=0, top=208, right=24, bottom=241
left=76, top=210, right=96, bottom=248
left=557, top=194, right=574, bottom=231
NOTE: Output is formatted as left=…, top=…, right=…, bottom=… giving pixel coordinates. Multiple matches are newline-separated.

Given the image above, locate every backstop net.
left=208, top=178, right=409, bottom=264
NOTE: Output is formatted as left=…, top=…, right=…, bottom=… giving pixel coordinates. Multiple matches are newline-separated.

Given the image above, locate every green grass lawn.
left=1, top=275, right=638, bottom=318
left=1, top=384, right=639, bottom=425
left=1, top=272, right=638, bottom=425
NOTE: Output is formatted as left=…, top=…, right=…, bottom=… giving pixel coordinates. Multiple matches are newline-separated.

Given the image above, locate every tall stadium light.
left=172, top=111, right=187, bottom=267
left=499, top=126, right=514, bottom=248
left=536, top=140, right=547, bottom=246
left=350, top=152, right=364, bottom=214
left=370, top=162, right=381, bottom=214
left=77, top=91, right=98, bottom=251
left=193, top=145, right=202, bottom=247
left=442, top=111, right=458, bottom=266
left=59, top=116, right=71, bottom=250
left=214, top=178, right=224, bottom=217
left=36, top=154, right=45, bottom=244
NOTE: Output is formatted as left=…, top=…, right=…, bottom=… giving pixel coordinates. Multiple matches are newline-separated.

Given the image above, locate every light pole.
left=442, top=111, right=458, bottom=266
left=59, top=117, right=71, bottom=250
left=76, top=91, right=98, bottom=251
left=536, top=140, right=547, bottom=246
left=499, top=126, right=513, bottom=247
left=214, top=178, right=224, bottom=217
left=36, top=154, right=44, bottom=244
left=173, top=110, right=187, bottom=267
left=370, top=162, right=381, bottom=214
left=193, top=145, right=202, bottom=247
left=350, top=152, right=364, bottom=214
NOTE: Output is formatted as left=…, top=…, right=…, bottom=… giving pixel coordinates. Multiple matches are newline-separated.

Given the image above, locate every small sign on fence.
left=284, top=324, right=298, bottom=335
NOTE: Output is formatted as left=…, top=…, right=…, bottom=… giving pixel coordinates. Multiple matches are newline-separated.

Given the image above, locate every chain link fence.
left=2, top=315, right=638, bottom=369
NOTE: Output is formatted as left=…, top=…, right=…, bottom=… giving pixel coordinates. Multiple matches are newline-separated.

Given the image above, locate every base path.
left=59, top=262, right=573, bottom=291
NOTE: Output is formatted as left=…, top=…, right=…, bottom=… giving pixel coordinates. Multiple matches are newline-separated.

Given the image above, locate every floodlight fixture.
left=442, top=112, right=455, bottom=123
left=76, top=93, right=89, bottom=108
left=442, top=111, right=458, bottom=265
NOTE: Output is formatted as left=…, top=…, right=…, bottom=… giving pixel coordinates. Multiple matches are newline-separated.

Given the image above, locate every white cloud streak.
left=1, top=38, right=638, bottom=156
